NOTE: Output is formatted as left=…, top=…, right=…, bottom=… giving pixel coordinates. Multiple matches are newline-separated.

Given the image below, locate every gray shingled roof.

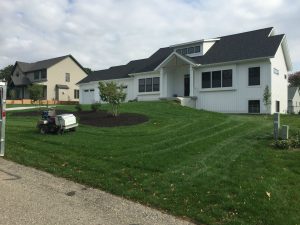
left=193, top=27, right=284, bottom=65
left=78, top=27, right=285, bottom=84
left=16, top=55, right=70, bottom=73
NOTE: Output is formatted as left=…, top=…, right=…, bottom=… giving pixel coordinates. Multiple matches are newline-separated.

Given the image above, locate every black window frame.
left=248, top=67, right=260, bottom=86
left=34, top=71, right=40, bottom=80
left=74, top=89, right=79, bottom=99
left=182, top=48, right=188, bottom=55
left=139, top=79, right=146, bottom=92
left=146, top=78, right=152, bottom=92
left=202, top=72, right=211, bottom=88
left=195, top=45, right=201, bottom=53
left=222, top=69, right=233, bottom=87
left=212, top=71, right=221, bottom=88
left=276, top=101, right=280, bottom=113
left=153, top=77, right=160, bottom=92
left=41, top=69, right=47, bottom=79
left=248, top=100, right=260, bottom=113
left=188, top=47, right=195, bottom=54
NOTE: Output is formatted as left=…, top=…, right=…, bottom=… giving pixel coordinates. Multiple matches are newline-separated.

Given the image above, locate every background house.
left=77, top=27, right=292, bottom=114
left=288, top=86, right=300, bottom=114
left=11, top=55, right=87, bottom=101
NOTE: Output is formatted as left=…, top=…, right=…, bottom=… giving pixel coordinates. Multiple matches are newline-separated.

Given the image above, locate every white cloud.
left=0, top=0, right=299, bottom=71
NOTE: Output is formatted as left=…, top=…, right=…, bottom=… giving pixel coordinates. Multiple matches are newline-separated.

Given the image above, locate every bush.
left=273, top=137, right=300, bottom=150
left=75, top=104, right=83, bottom=112
left=91, top=103, right=101, bottom=112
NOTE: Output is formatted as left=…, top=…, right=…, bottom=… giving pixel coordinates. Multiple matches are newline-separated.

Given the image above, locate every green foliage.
left=98, top=81, right=126, bottom=117
left=0, top=64, right=14, bottom=81
left=91, top=103, right=101, bottom=111
left=263, top=85, right=271, bottom=113
left=28, top=84, right=44, bottom=103
left=75, top=104, right=83, bottom=112
left=84, top=67, right=93, bottom=75
left=5, top=102, right=300, bottom=225
left=288, top=71, right=300, bottom=87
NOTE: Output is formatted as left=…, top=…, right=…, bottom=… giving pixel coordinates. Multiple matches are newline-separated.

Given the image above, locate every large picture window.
left=34, top=71, right=40, bottom=80
left=248, top=67, right=260, bottom=86
left=138, top=77, right=160, bottom=93
left=202, top=69, right=233, bottom=89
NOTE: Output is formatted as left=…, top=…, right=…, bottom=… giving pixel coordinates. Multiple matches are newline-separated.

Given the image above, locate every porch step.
left=160, top=96, right=197, bottom=108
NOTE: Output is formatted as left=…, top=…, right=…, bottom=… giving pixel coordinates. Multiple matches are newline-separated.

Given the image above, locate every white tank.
left=55, top=114, right=77, bottom=127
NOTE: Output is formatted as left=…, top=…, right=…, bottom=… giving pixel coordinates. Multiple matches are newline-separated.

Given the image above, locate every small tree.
left=98, top=81, right=126, bottom=117
left=28, top=84, right=44, bottom=105
left=263, top=85, right=271, bottom=114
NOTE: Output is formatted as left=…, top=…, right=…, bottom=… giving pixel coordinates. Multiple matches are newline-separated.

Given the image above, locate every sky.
left=0, top=0, right=299, bottom=72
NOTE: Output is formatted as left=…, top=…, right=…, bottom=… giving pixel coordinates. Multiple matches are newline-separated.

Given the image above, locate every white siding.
left=79, top=78, right=134, bottom=104
left=132, top=72, right=161, bottom=101
left=194, top=60, right=272, bottom=113
left=270, top=44, right=289, bottom=114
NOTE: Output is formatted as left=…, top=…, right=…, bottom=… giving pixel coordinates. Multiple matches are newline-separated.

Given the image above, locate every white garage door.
left=82, top=89, right=95, bottom=104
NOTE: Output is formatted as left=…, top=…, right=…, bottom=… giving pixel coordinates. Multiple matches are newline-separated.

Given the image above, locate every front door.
left=184, top=74, right=190, bottom=97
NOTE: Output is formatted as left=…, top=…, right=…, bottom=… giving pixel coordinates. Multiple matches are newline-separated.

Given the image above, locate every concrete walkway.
left=0, top=158, right=194, bottom=225
left=6, top=106, right=47, bottom=111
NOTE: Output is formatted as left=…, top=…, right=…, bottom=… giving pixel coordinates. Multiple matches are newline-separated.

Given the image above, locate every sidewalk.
left=0, top=158, right=194, bottom=225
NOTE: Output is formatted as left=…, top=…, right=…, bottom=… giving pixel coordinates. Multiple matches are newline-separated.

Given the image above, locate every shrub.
left=273, top=140, right=290, bottom=150
left=91, top=103, right=101, bottom=112
left=75, top=104, right=83, bottom=112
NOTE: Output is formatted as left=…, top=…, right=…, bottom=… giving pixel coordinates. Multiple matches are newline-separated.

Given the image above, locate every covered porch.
left=156, top=52, right=198, bottom=107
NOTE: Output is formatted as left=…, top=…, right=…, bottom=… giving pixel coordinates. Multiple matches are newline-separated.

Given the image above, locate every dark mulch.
left=11, top=110, right=149, bottom=127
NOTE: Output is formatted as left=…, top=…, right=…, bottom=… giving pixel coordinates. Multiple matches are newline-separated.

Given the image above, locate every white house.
left=288, top=87, right=300, bottom=114
left=78, top=27, right=293, bottom=114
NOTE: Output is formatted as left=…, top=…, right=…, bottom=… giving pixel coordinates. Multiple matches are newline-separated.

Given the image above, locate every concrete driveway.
left=0, top=158, right=194, bottom=225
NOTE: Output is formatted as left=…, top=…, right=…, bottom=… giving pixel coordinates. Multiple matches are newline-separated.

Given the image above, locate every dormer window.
left=188, top=47, right=195, bottom=54
left=195, top=45, right=201, bottom=53
left=182, top=48, right=188, bottom=55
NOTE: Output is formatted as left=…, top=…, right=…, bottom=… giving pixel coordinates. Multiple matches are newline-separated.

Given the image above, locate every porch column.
left=160, top=68, right=166, bottom=97
left=190, top=65, right=194, bottom=96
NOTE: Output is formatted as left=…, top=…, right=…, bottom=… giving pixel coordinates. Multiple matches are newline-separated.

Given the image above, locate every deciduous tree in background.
left=288, top=71, right=300, bottom=87
left=98, top=81, right=126, bottom=117
left=28, top=84, right=44, bottom=105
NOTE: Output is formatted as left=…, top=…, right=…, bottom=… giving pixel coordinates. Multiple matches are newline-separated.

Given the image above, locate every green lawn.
left=5, top=101, right=300, bottom=225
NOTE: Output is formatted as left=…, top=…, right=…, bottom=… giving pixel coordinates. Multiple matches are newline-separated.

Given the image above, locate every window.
left=202, top=72, right=211, bottom=88
left=222, top=70, right=232, bottom=87
left=273, top=68, right=279, bottom=75
left=138, top=77, right=160, bottom=92
left=146, top=78, right=152, bottom=92
left=195, top=45, right=201, bottom=53
left=248, top=67, right=260, bottom=86
left=248, top=100, right=260, bottom=113
left=65, top=73, right=70, bottom=82
left=188, top=47, right=195, bottom=54
left=84, top=89, right=89, bottom=92
left=202, top=69, right=233, bottom=89
left=153, top=77, right=160, bottom=91
left=182, top=48, right=188, bottom=55
left=139, top=79, right=145, bottom=92
left=34, top=71, right=40, bottom=80
left=16, top=72, right=19, bottom=77
left=212, top=71, right=221, bottom=88
left=176, top=49, right=182, bottom=54
left=41, top=69, right=47, bottom=79
left=74, top=89, right=79, bottom=99
left=276, top=101, right=280, bottom=112
left=90, top=89, right=94, bottom=92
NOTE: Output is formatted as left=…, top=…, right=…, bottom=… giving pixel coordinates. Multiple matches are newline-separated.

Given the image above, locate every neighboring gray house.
left=11, top=55, right=87, bottom=101
left=288, top=87, right=300, bottom=114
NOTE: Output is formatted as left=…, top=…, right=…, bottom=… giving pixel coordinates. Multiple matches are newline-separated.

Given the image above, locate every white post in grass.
left=274, top=113, right=280, bottom=140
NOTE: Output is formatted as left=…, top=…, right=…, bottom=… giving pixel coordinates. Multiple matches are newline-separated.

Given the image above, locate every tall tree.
left=288, top=71, right=300, bottom=87
left=0, top=64, right=14, bottom=82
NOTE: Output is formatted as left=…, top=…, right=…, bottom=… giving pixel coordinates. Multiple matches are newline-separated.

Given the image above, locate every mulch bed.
left=11, top=110, right=149, bottom=127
